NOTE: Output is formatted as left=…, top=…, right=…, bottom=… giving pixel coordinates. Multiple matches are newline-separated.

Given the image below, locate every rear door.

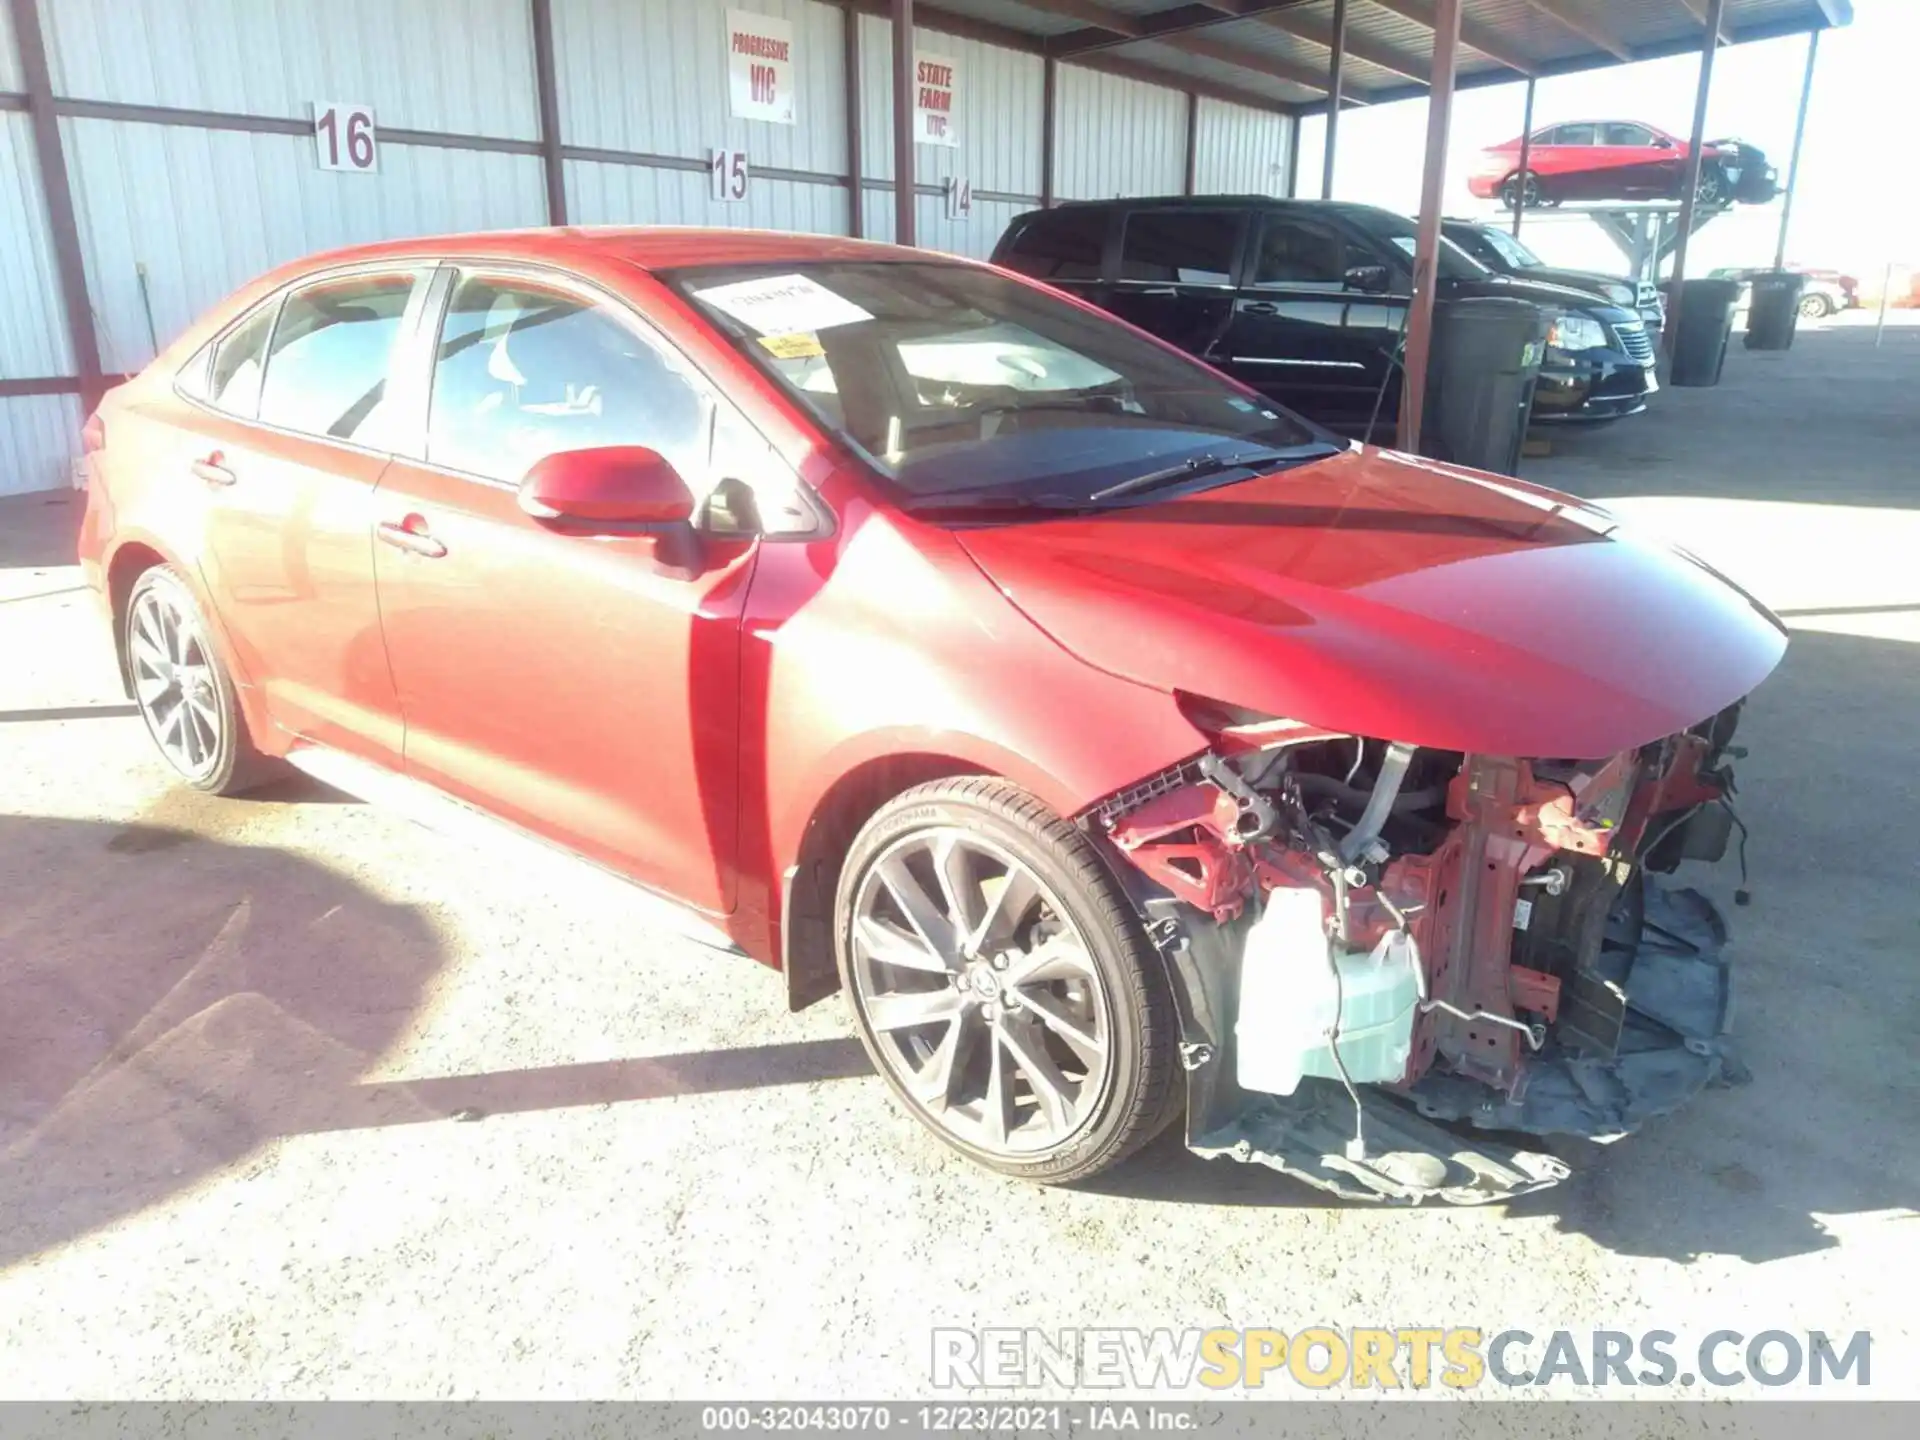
left=1542, top=122, right=1602, bottom=197
left=370, top=265, right=764, bottom=913
left=1100, top=207, right=1244, bottom=361
left=188, top=266, right=430, bottom=763
left=1218, top=210, right=1400, bottom=427
left=1595, top=122, right=1673, bottom=195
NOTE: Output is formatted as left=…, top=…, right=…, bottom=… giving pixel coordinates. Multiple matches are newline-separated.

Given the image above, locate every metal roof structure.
left=869, top=0, right=1854, bottom=114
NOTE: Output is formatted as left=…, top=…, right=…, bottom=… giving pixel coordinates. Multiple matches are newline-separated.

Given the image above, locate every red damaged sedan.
left=79, top=229, right=1784, bottom=1203
left=1469, top=119, right=1778, bottom=210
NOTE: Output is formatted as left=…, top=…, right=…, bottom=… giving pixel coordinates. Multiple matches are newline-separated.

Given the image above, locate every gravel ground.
left=0, top=316, right=1914, bottom=1402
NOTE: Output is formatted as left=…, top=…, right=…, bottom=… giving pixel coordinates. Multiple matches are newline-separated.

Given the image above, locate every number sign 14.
left=314, top=102, right=377, bottom=172
left=710, top=149, right=751, bottom=203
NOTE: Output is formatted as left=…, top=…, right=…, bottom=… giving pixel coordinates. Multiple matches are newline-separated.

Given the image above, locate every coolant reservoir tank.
left=1236, top=886, right=1421, bottom=1097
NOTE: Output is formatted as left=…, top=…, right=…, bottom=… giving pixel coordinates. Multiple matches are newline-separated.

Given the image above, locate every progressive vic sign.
left=727, top=10, right=796, bottom=125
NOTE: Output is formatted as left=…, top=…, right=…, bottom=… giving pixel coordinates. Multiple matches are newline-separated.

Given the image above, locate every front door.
left=1219, top=212, right=1403, bottom=431
left=1099, top=208, right=1244, bottom=362
left=371, top=268, right=757, bottom=913
left=192, top=267, right=430, bottom=763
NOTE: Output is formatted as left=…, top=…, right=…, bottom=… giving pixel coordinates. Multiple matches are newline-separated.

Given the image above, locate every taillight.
left=81, top=412, right=106, bottom=454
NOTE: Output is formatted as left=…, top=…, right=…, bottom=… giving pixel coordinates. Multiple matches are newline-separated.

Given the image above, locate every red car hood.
left=955, top=448, right=1786, bottom=759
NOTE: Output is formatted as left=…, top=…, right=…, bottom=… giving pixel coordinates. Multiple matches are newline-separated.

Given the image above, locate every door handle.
left=191, top=452, right=236, bottom=486
left=1240, top=301, right=1280, bottom=316
left=377, top=516, right=448, bottom=559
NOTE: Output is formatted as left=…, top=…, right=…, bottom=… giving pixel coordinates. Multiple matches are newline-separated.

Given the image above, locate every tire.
left=125, top=565, right=280, bottom=795
left=1797, top=292, right=1832, bottom=319
left=1695, top=166, right=1728, bottom=208
left=834, top=777, right=1178, bottom=1184
left=1500, top=172, right=1542, bottom=212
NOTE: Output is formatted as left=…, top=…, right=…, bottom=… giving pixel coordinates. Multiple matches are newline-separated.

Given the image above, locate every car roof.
left=1040, top=195, right=1400, bottom=223
left=264, top=226, right=943, bottom=279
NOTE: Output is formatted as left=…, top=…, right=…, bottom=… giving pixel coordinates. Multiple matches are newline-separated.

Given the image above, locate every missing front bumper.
left=1178, top=880, right=1736, bottom=1206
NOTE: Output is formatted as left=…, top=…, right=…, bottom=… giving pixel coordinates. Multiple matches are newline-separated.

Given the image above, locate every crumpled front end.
left=1089, top=699, right=1752, bottom=1205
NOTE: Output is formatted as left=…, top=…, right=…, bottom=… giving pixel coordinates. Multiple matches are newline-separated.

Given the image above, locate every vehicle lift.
left=1500, top=199, right=1734, bottom=292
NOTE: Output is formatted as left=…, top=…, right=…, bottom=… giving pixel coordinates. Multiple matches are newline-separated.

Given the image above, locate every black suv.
left=1442, top=217, right=1665, bottom=336
left=991, top=197, right=1657, bottom=433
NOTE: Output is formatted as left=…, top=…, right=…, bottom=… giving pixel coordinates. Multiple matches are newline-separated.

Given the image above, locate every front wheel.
left=1797, top=291, right=1833, bottom=319
left=834, top=778, right=1178, bottom=1184
left=1695, top=166, right=1728, bottom=208
left=1500, top=171, right=1543, bottom=211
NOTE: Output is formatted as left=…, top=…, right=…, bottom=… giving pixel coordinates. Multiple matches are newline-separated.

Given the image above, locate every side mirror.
left=1653, top=136, right=1676, bottom=150
left=517, top=446, right=695, bottom=526
left=1344, top=264, right=1392, bottom=295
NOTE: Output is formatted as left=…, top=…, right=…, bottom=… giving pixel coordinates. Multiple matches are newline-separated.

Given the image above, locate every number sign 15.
left=709, top=148, right=751, bottom=203
left=314, top=102, right=378, bottom=173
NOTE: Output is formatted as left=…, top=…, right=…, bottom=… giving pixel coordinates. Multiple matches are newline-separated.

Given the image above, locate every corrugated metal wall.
left=0, top=0, right=1295, bottom=492
left=62, top=119, right=545, bottom=374
left=1053, top=65, right=1186, bottom=202
left=39, top=0, right=540, bottom=139
left=1193, top=97, right=1289, bottom=196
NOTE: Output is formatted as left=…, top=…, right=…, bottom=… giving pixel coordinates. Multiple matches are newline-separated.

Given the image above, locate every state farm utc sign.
left=914, top=51, right=959, bottom=147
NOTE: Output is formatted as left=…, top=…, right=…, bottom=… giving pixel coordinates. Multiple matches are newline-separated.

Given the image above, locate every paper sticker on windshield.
left=758, top=331, right=825, bottom=359
left=693, top=274, right=872, bottom=335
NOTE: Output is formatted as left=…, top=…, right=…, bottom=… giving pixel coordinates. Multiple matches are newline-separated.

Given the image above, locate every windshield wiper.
left=1088, top=447, right=1316, bottom=503
left=900, top=491, right=1093, bottom=520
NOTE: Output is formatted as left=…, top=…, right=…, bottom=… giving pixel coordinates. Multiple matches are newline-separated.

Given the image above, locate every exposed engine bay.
left=1088, top=698, right=1752, bottom=1204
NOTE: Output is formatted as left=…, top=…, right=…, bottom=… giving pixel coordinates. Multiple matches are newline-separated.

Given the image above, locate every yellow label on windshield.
left=758, top=331, right=825, bottom=359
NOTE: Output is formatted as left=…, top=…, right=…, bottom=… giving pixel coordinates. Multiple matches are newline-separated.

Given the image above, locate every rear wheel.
left=1500, top=171, right=1543, bottom=211
left=1694, top=166, right=1728, bottom=208
left=126, top=566, right=278, bottom=795
left=834, top=778, right=1178, bottom=1184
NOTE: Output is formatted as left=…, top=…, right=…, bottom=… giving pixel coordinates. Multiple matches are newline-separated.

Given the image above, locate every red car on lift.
left=79, top=228, right=1783, bottom=1205
left=1470, top=119, right=1778, bottom=210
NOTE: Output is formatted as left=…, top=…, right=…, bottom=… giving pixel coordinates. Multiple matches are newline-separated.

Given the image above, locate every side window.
left=256, top=272, right=420, bottom=443
left=1553, top=123, right=1598, bottom=146
left=1252, top=217, right=1346, bottom=286
left=1000, top=208, right=1107, bottom=281
left=427, top=274, right=709, bottom=490
left=1118, top=210, right=1240, bottom=285
left=1603, top=123, right=1654, bottom=147
left=205, top=301, right=278, bottom=419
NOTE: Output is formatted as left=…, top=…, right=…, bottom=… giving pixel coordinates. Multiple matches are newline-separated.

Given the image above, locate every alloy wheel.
left=849, top=828, right=1114, bottom=1158
left=129, top=585, right=223, bottom=782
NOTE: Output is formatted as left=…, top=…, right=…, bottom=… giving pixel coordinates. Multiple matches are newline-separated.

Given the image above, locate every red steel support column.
left=530, top=0, right=568, bottom=225
left=1321, top=0, right=1347, bottom=199
left=1664, top=0, right=1726, bottom=359
left=845, top=6, right=864, bottom=237
left=1511, top=76, right=1535, bottom=237
left=1284, top=111, right=1301, bottom=198
left=892, top=0, right=916, bottom=247
left=9, top=0, right=105, bottom=410
left=1041, top=56, right=1057, bottom=207
left=1773, top=27, right=1820, bottom=270
left=1395, top=0, right=1459, bottom=455
left=1184, top=91, right=1199, bottom=194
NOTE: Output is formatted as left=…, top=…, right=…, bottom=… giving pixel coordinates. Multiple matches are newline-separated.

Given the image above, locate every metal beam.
left=530, top=0, right=568, bottom=224
left=1517, top=0, right=1634, bottom=61
left=844, top=5, right=864, bottom=236
left=1664, top=0, right=1725, bottom=361
left=7, top=0, right=105, bottom=411
left=1511, top=76, right=1535, bottom=237
left=1079, top=53, right=1307, bottom=114
left=1367, top=0, right=1537, bottom=76
left=1184, top=91, right=1200, bottom=194
left=1397, top=0, right=1459, bottom=455
left=1041, top=56, right=1057, bottom=206
left=892, top=0, right=915, bottom=247
left=1677, top=0, right=1730, bottom=45
left=1157, top=30, right=1353, bottom=96
left=1254, top=8, right=1429, bottom=84
left=1322, top=0, right=1346, bottom=198
left=1773, top=27, right=1820, bottom=270
left=1044, top=2, right=1312, bottom=61
left=1284, top=113, right=1302, bottom=196
left=1019, top=0, right=1142, bottom=35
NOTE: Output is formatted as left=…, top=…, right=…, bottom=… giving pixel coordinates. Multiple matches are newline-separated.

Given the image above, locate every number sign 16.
left=314, top=102, right=378, bottom=173
left=709, top=149, right=750, bottom=203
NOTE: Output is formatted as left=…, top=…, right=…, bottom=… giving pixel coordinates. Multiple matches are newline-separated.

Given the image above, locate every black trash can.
left=1668, top=278, right=1743, bottom=386
left=1420, top=297, right=1550, bottom=476
left=1745, top=270, right=1806, bottom=350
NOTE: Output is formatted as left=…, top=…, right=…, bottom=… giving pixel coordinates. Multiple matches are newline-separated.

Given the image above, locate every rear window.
left=1118, top=210, right=1241, bottom=285
left=999, top=208, right=1106, bottom=280
left=256, top=272, right=421, bottom=444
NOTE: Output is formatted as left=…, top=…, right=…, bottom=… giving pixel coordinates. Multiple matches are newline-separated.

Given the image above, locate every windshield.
left=1345, top=209, right=1488, bottom=282
left=1477, top=227, right=1542, bottom=270
left=665, top=261, right=1332, bottom=507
